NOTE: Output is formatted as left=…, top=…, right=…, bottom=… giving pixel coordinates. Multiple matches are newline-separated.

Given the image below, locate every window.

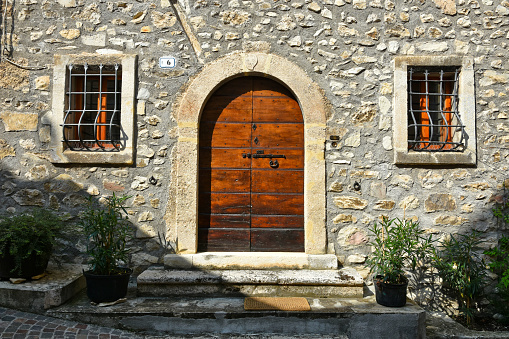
left=64, top=64, right=122, bottom=151
left=408, top=67, right=464, bottom=151
left=393, top=56, right=476, bottom=165
left=50, top=54, right=137, bottom=164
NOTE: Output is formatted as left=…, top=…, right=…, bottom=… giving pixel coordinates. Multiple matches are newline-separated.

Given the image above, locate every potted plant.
left=0, top=209, right=64, bottom=279
left=366, top=216, right=435, bottom=307
left=80, top=194, right=133, bottom=303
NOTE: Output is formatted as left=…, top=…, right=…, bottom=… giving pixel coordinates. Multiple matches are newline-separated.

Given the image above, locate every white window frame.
left=49, top=54, right=137, bottom=164
left=393, top=55, right=476, bottom=165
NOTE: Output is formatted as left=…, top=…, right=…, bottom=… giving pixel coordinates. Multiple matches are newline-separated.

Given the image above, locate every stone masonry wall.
left=0, top=0, right=509, bottom=278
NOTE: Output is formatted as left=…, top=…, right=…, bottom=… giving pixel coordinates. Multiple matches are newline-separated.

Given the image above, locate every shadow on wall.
left=0, top=160, right=172, bottom=275
left=407, top=181, right=509, bottom=317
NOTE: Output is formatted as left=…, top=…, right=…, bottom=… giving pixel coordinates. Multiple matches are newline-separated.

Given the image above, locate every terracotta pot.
left=374, top=275, right=408, bottom=307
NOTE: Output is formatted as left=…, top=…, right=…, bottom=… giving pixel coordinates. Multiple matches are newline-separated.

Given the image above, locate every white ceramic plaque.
left=159, top=56, right=177, bottom=69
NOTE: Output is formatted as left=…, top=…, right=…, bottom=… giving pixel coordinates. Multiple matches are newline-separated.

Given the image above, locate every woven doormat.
left=244, top=297, right=310, bottom=311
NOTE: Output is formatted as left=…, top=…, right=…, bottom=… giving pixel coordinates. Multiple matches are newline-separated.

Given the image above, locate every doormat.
left=244, top=297, right=310, bottom=311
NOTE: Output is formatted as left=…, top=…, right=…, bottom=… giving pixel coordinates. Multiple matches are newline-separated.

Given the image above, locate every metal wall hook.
left=149, top=176, right=158, bottom=185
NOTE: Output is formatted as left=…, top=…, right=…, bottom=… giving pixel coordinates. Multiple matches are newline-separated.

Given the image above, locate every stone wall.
left=0, top=0, right=508, bottom=278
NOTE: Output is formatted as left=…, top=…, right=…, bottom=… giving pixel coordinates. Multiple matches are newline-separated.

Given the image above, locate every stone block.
left=0, top=139, right=15, bottom=160
left=334, top=196, right=368, bottom=210
left=434, top=215, right=469, bottom=225
left=0, top=112, right=38, bottom=131
left=374, top=200, right=395, bottom=210
left=399, top=195, right=419, bottom=210
left=137, top=267, right=363, bottom=297
left=333, top=214, right=356, bottom=224
left=81, top=34, right=106, bottom=47
left=163, top=253, right=338, bottom=270
left=0, top=263, right=85, bottom=311
left=60, top=29, right=81, bottom=40
left=35, top=76, right=50, bottom=90
left=44, top=174, right=83, bottom=193
left=12, top=189, right=45, bottom=206
left=425, top=194, right=456, bottom=212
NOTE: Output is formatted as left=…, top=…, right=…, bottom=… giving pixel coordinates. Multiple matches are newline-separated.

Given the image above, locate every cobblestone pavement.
left=0, top=307, right=143, bottom=339
left=0, top=306, right=339, bottom=339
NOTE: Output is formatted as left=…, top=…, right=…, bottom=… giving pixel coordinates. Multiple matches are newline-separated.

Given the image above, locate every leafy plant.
left=434, top=231, right=487, bottom=327
left=80, top=194, right=132, bottom=275
left=485, top=236, right=509, bottom=322
left=485, top=237, right=509, bottom=290
left=0, top=209, right=64, bottom=275
left=493, top=181, right=509, bottom=224
left=485, top=180, right=509, bottom=321
left=367, top=217, right=435, bottom=284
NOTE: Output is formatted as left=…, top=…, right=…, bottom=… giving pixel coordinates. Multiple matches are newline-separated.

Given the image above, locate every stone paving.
left=4, top=304, right=508, bottom=339
left=0, top=306, right=340, bottom=339
left=0, top=307, right=142, bottom=339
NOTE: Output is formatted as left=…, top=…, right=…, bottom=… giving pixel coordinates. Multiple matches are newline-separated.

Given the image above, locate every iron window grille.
left=62, top=63, right=124, bottom=151
left=407, top=67, right=466, bottom=152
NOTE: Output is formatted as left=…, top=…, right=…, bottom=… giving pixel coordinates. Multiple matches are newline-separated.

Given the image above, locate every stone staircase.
left=137, top=253, right=364, bottom=298
left=1, top=253, right=427, bottom=338
left=48, top=293, right=426, bottom=338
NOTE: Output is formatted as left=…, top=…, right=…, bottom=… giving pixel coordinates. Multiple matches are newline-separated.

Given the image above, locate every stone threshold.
left=164, top=252, right=339, bottom=270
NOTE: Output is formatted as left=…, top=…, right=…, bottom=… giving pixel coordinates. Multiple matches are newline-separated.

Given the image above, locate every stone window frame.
left=167, top=51, right=330, bottom=255
left=49, top=54, right=137, bottom=164
left=393, top=55, right=476, bottom=165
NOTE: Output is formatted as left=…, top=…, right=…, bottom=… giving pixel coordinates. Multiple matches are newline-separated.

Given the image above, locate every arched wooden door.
left=198, top=77, right=304, bottom=252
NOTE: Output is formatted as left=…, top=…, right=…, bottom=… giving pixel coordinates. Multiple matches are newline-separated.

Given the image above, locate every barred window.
left=407, top=67, right=465, bottom=152
left=393, top=56, right=476, bottom=165
left=63, top=63, right=124, bottom=151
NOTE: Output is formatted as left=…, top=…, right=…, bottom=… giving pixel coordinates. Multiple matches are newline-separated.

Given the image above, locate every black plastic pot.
left=84, top=268, right=132, bottom=303
left=374, top=275, right=408, bottom=307
left=0, top=249, right=51, bottom=279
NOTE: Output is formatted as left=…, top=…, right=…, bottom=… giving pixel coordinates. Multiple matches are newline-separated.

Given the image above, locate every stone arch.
left=169, top=51, right=329, bottom=254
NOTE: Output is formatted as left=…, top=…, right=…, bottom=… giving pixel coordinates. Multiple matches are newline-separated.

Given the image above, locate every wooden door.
left=198, top=77, right=304, bottom=252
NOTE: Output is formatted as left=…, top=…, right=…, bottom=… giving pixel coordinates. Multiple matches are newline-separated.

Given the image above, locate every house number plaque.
left=159, top=56, right=177, bottom=69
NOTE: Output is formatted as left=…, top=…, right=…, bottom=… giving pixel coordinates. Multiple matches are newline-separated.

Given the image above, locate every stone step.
left=47, top=293, right=426, bottom=339
left=164, top=253, right=339, bottom=270
left=137, top=267, right=364, bottom=298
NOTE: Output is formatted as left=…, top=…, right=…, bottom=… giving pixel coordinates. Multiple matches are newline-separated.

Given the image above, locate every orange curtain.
left=418, top=78, right=453, bottom=150
left=97, top=79, right=108, bottom=142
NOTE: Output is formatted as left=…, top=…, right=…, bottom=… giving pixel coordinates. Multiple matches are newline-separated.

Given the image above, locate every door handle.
left=242, top=153, right=251, bottom=158
left=269, top=160, right=279, bottom=168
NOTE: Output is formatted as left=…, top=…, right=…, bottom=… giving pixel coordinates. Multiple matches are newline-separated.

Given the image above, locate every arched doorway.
left=169, top=51, right=329, bottom=255
left=198, top=77, right=304, bottom=252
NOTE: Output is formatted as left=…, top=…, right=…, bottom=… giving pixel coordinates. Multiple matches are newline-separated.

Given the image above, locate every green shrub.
left=485, top=181, right=509, bottom=321
left=485, top=237, right=509, bottom=290
left=367, top=217, right=435, bottom=284
left=434, top=230, right=487, bottom=327
left=485, top=236, right=509, bottom=322
left=0, top=209, right=64, bottom=275
left=80, top=194, right=132, bottom=275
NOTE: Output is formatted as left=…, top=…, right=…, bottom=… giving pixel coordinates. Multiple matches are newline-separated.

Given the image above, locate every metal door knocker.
left=269, top=160, right=279, bottom=168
